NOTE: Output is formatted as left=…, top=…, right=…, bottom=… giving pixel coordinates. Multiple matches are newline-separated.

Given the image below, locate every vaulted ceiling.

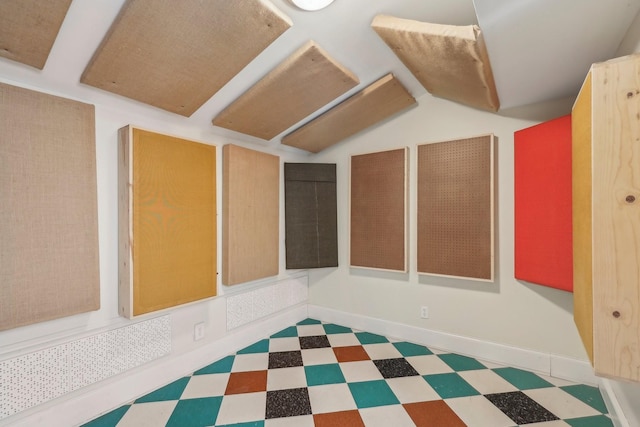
left=0, top=0, right=638, bottom=152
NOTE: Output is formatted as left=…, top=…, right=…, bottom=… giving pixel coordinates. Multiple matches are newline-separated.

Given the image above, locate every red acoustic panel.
left=514, top=114, right=573, bottom=291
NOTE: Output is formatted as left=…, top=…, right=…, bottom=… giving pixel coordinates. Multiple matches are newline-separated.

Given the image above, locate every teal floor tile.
left=270, top=326, right=299, bottom=338
left=323, top=323, right=353, bottom=334
left=561, top=384, right=608, bottom=413
left=355, top=331, right=389, bottom=344
left=305, top=363, right=346, bottom=386
left=81, top=405, right=130, bottom=427
left=438, top=353, right=486, bottom=371
left=492, top=367, right=554, bottom=390
left=194, top=355, right=235, bottom=375
left=423, top=373, right=480, bottom=399
left=297, top=318, right=321, bottom=325
left=348, top=380, right=400, bottom=408
left=165, top=397, right=223, bottom=427
left=237, top=339, right=270, bottom=354
left=565, top=415, right=614, bottom=427
left=135, top=377, right=190, bottom=403
left=393, top=341, right=433, bottom=357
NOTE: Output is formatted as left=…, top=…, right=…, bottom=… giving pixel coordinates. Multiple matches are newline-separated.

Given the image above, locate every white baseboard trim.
left=2, top=305, right=308, bottom=427
left=599, top=378, right=631, bottom=427
left=308, top=305, right=597, bottom=385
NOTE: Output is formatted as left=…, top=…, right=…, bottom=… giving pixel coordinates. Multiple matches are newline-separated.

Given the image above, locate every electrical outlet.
left=420, top=306, right=429, bottom=319
left=194, top=322, right=205, bottom=341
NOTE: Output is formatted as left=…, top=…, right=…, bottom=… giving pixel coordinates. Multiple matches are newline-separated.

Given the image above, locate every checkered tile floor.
left=82, top=319, right=612, bottom=427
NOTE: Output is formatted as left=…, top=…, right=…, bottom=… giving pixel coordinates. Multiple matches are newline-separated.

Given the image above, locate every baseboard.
left=2, top=304, right=308, bottom=427
left=308, top=304, right=597, bottom=385
left=599, top=378, right=631, bottom=427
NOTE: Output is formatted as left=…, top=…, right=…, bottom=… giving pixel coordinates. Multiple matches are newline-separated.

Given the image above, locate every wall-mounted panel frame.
left=223, top=144, right=280, bottom=285
left=0, top=82, right=99, bottom=330
left=0, top=0, right=72, bottom=69
left=81, top=0, right=292, bottom=116
left=285, top=163, right=338, bottom=269
left=514, top=115, right=573, bottom=291
left=350, top=148, right=408, bottom=272
left=417, top=135, right=496, bottom=281
left=119, top=126, right=217, bottom=318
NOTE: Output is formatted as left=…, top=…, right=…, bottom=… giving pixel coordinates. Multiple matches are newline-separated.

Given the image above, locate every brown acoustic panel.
left=372, top=15, right=499, bottom=112
left=350, top=148, right=408, bottom=272
left=81, top=0, right=292, bottom=117
left=418, top=135, right=496, bottom=281
left=223, top=144, right=279, bottom=285
left=0, top=82, right=99, bottom=331
left=119, top=127, right=217, bottom=318
left=285, top=163, right=338, bottom=269
left=213, top=41, right=359, bottom=140
left=0, top=0, right=72, bottom=69
left=282, top=74, right=416, bottom=153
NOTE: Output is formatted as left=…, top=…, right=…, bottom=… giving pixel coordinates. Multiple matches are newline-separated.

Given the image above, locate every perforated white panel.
left=227, top=276, right=308, bottom=330
left=0, top=315, right=171, bottom=420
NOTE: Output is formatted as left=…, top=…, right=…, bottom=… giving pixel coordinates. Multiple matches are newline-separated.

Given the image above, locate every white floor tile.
left=458, top=369, right=518, bottom=394
left=215, top=392, right=266, bottom=425
left=339, top=360, right=384, bottom=383
left=524, top=387, right=601, bottom=419
left=406, top=354, right=455, bottom=375
left=362, top=343, right=403, bottom=360
left=231, top=353, right=269, bottom=372
left=269, top=337, right=300, bottom=352
left=180, top=373, right=230, bottom=399
left=267, top=366, right=307, bottom=391
left=296, top=324, right=326, bottom=337
left=445, top=395, right=515, bottom=427
left=385, top=376, right=441, bottom=403
left=327, top=333, right=361, bottom=347
left=359, top=405, right=416, bottom=427
left=265, top=414, right=315, bottom=427
left=308, top=383, right=357, bottom=414
left=301, top=347, right=337, bottom=366
left=116, top=401, right=176, bottom=427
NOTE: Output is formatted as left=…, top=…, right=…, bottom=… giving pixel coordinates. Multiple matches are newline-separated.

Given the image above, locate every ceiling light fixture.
left=289, top=0, right=335, bottom=11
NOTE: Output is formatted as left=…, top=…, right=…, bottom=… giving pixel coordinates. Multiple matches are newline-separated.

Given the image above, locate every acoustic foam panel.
left=0, top=82, right=99, bottom=331
left=81, top=0, right=292, bottom=117
left=282, top=73, right=416, bottom=153
left=350, top=148, right=408, bottom=272
left=514, top=115, right=573, bottom=291
left=417, top=135, right=496, bottom=281
left=284, top=163, right=338, bottom=269
left=0, top=0, right=72, bottom=69
left=213, top=41, right=359, bottom=140
left=371, top=15, right=500, bottom=112
left=223, top=144, right=280, bottom=285
left=118, top=127, right=216, bottom=318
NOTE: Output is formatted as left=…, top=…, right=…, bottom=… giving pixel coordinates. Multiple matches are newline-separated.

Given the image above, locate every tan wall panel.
left=282, top=74, right=416, bottom=153
left=572, top=73, right=594, bottom=363
left=0, top=83, right=100, bottom=330
left=222, top=144, right=280, bottom=285
left=372, top=15, right=499, bottom=112
left=119, top=127, right=217, bottom=317
left=0, top=0, right=72, bottom=69
left=213, top=41, right=359, bottom=140
left=350, top=148, right=408, bottom=272
left=82, top=0, right=292, bottom=116
left=417, top=135, right=495, bottom=281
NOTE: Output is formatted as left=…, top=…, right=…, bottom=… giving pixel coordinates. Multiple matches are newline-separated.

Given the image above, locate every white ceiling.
left=1, top=0, right=639, bottom=149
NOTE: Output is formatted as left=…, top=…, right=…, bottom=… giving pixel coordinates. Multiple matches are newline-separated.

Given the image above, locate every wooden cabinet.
left=572, top=54, right=640, bottom=382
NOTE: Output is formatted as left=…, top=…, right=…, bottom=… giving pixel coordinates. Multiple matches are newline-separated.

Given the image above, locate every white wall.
left=308, top=92, right=590, bottom=361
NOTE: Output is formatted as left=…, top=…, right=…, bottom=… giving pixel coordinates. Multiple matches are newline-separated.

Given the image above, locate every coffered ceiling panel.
left=81, top=0, right=292, bottom=116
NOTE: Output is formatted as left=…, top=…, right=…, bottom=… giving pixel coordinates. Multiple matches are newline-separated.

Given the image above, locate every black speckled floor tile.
left=268, top=350, right=303, bottom=369
left=265, top=387, right=312, bottom=419
left=485, top=391, right=559, bottom=425
left=299, top=335, right=331, bottom=349
left=373, top=358, right=419, bottom=378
